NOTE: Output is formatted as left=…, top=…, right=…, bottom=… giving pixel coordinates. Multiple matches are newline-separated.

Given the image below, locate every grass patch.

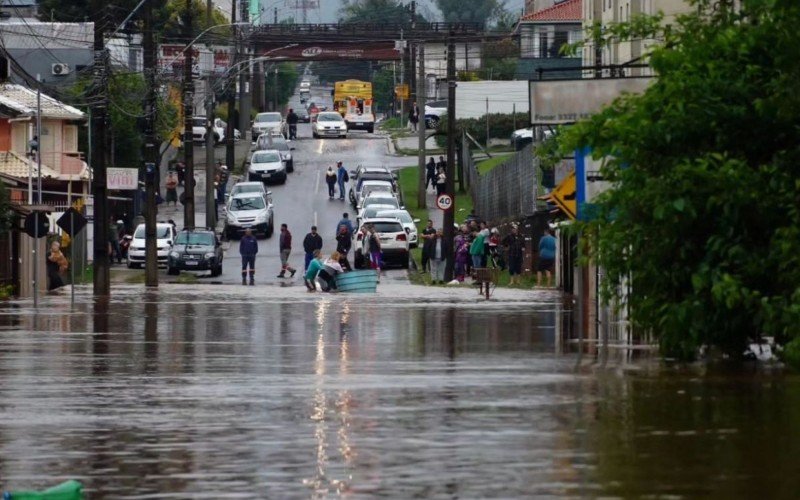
left=380, top=117, right=402, bottom=130
left=125, top=272, right=146, bottom=284
left=476, top=153, right=513, bottom=174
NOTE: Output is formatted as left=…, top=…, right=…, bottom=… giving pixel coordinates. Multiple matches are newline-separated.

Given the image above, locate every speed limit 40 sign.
left=436, top=194, right=453, bottom=211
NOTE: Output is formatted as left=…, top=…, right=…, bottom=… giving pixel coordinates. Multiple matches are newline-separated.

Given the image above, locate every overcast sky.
left=215, top=0, right=525, bottom=24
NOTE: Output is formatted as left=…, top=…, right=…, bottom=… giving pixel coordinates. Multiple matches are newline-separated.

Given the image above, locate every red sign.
left=257, top=42, right=401, bottom=61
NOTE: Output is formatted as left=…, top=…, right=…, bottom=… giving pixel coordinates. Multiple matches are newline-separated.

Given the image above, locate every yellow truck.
left=333, top=79, right=375, bottom=133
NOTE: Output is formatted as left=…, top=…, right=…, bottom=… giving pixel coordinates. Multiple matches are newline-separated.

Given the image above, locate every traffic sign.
left=436, top=193, right=453, bottom=211
left=547, top=170, right=576, bottom=219
left=24, top=212, right=50, bottom=238
left=395, top=84, right=409, bottom=99
left=57, top=208, right=88, bottom=236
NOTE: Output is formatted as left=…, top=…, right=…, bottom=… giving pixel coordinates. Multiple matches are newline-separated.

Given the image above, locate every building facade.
left=517, top=0, right=583, bottom=80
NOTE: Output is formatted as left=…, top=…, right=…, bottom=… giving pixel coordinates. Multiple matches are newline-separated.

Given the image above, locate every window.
left=175, top=232, right=215, bottom=246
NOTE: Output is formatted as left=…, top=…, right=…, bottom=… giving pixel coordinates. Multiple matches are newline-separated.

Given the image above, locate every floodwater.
left=0, top=287, right=799, bottom=498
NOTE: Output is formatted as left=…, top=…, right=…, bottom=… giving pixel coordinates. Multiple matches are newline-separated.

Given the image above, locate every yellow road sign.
left=395, top=84, right=409, bottom=99
left=548, top=170, right=577, bottom=219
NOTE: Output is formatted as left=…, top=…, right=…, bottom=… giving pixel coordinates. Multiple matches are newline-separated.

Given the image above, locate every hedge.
left=435, top=112, right=528, bottom=148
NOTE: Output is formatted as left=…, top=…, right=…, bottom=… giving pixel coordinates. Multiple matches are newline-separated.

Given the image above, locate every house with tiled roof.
left=0, top=83, right=88, bottom=204
left=516, top=0, right=583, bottom=80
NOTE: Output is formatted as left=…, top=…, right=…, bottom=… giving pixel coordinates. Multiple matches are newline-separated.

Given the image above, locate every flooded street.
left=1, top=287, right=799, bottom=498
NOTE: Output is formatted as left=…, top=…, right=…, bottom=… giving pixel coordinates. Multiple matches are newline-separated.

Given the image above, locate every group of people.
left=420, top=218, right=556, bottom=287
left=163, top=161, right=229, bottom=215
left=238, top=212, right=381, bottom=292
left=324, top=162, right=350, bottom=200
left=425, top=156, right=448, bottom=195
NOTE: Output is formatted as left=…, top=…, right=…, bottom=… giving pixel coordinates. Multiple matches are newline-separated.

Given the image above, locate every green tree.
left=264, top=63, right=300, bottom=109
left=557, top=0, right=800, bottom=361
left=436, top=0, right=504, bottom=26
left=339, top=0, right=414, bottom=24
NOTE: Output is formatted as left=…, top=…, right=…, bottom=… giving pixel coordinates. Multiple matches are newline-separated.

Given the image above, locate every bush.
left=435, top=112, right=528, bottom=147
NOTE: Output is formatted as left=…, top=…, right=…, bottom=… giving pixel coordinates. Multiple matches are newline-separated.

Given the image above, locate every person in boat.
left=304, top=249, right=324, bottom=292
left=318, top=251, right=344, bottom=292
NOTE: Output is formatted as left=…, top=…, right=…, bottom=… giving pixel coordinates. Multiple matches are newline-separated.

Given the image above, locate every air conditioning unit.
left=51, top=63, right=70, bottom=76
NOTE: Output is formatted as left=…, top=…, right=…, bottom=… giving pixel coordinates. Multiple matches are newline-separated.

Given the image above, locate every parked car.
left=214, top=118, right=241, bottom=141
left=247, top=149, right=287, bottom=184
left=251, top=112, right=285, bottom=140
left=127, top=222, right=176, bottom=269
left=253, top=134, right=295, bottom=172
left=375, top=209, right=420, bottom=248
left=312, top=111, right=347, bottom=139
left=355, top=180, right=395, bottom=208
left=357, top=192, right=401, bottom=224
left=192, top=116, right=239, bottom=144
left=424, top=99, right=447, bottom=129
left=228, top=181, right=268, bottom=199
left=225, top=192, right=274, bottom=239
left=167, top=229, right=223, bottom=277
left=355, top=217, right=410, bottom=268
left=348, top=166, right=398, bottom=206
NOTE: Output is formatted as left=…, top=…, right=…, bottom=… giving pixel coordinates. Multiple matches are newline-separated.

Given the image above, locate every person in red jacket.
left=277, top=223, right=297, bottom=278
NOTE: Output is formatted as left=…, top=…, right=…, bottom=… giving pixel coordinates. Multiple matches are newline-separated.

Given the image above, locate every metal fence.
left=472, top=144, right=541, bottom=223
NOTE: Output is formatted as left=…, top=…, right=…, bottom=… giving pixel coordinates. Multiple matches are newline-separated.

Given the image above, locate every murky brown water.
left=0, top=288, right=798, bottom=498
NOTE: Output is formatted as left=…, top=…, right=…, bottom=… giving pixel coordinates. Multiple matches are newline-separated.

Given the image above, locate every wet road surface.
left=2, top=287, right=800, bottom=498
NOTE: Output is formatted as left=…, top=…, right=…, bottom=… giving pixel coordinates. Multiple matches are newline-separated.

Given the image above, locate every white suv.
left=356, top=218, right=410, bottom=268
left=375, top=209, right=420, bottom=248
left=225, top=192, right=274, bottom=239
left=127, top=222, right=177, bottom=268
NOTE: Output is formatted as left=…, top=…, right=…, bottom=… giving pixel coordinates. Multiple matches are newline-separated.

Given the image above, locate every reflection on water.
left=0, top=292, right=798, bottom=497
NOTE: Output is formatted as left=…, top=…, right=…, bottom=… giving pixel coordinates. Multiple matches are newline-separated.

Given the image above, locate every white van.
left=127, top=222, right=177, bottom=268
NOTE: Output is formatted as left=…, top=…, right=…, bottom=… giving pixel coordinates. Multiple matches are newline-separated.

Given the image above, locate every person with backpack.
left=336, top=161, right=349, bottom=200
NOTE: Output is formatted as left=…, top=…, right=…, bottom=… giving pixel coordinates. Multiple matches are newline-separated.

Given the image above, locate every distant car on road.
left=253, top=134, right=295, bottom=172
left=225, top=192, right=274, bottom=239
left=247, top=149, right=287, bottom=184
left=312, top=111, right=347, bottom=139
left=167, top=229, right=223, bottom=277
left=228, top=181, right=268, bottom=200
left=251, top=112, right=285, bottom=140
left=127, top=222, right=176, bottom=269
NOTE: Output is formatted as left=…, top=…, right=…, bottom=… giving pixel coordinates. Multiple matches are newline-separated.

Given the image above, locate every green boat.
left=3, top=480, right=82, bottom=500
left=335, top=269, right=379, bottom=293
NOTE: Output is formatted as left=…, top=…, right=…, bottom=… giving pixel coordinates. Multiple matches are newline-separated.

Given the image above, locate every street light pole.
left=182, top=0, right=195, bottom=228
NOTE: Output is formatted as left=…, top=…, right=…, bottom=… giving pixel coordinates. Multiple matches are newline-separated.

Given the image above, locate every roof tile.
left=521, top=0, right=582, bottom=22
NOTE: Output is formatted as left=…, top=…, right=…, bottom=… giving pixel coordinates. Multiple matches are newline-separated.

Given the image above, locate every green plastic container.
left=3, top=480, right=83, bottom=500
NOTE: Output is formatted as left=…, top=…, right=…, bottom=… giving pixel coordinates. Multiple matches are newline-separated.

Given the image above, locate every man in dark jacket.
left=286, top=108, right=299, bottom=139
left=303, top=225, right=323, bottom=270
left=425, top=157, right=436, bottom=191
left=502, top=224, right=525, bottom=286
left=420, top=219, right=436, bottom=273
left=277, top=223, right=297, bottom=278
left=239, top=228, right=259, bottom=285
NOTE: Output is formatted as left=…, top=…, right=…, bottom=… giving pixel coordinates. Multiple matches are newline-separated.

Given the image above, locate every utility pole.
left=238, top=2, right=250, bottom=136
left=274, top=6, right=277, bottom=23
left=205, top=0, right=216, bottom=230
left=205, top=84, right=216, bottom=230
left=443, top=33, right=456, bottom=282
left=183, top=0, right=195, bottom=228
left=91, top=4, right=110, bottom=296
left=225, top=0, right=237, bottom=172
left=416, top=43, right=426, bottom=209
left=143, top=0, right=159, bottom=287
